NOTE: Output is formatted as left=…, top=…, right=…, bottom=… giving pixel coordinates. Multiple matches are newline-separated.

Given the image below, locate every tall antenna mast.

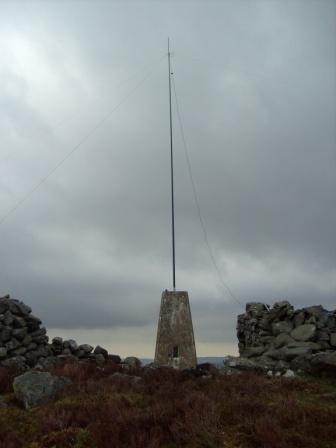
left=154, top=40, right=197, bottom=371
left=168, top=38, right=176, bottom=290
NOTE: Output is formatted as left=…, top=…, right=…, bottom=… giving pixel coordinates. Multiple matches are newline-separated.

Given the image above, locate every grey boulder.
left=304, top=305, right=325, bottom=318
left=108, top=354, right=121, bottom=364
left=310, top=351, right=336, bottom=374
left=223, top=356, right=262, bottom=371
left=0, top=327, right=12, bottom=342
left=12, top=328, right=28, bottom=340
left=245, top=302, right=267, bottom=313
left=241, top=346, right=265, bottom=358
left=290, top=354, right=312, bottom=372
left=78, top=344, right=93, bottom=354
left=95, top=354, right=106, bottom=365
left=1, top=356, right=28, bottom=371
left=293, top=311, right=306, bottom=327
left=67, top=340, right=78, bottom=352
left=52, top=336, right=63, bottom=345
left=124, top=356, right=142, bottom=369
left=273, top=333, right=295, bottom=348
left=287, top=341, right=321, bottom=351
left=330, top=333, right=336, bottom=347
left=263, top=348, right=285, bottom=360
left=13, top=371, right=72, bottom=408
left=283, top=347, right=312, bottom=360
left=94, top=345, right=109, bottom=359
left=272, top=321, right=293, bottom=336
left=290, top=324, right=316, bottom=342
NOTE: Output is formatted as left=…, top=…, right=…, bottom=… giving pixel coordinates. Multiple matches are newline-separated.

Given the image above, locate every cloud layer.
left=1, top=0, right=335, bottom=356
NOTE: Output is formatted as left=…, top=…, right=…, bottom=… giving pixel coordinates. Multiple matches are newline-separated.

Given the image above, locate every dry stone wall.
left=237, top=301, right=336, bottom=372
left=0, top=295, right=120, bottom=370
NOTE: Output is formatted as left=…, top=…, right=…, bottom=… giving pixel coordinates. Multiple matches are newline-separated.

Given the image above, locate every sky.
left=0, top=0, right=335, bottom=358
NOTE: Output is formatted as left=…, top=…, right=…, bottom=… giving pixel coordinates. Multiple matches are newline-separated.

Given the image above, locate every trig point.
left=154, top=40, right=197, bottom=370
left=154, top=290, right=197, bottom=369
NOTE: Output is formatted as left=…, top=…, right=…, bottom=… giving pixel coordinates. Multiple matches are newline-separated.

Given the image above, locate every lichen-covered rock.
left=272, top=321, right=293, bottom=336
left=94, top=345, right=108, bottom=359
left=13, top=371, right=72, bottom=408
left=223, top=356, right=261, bottom=371
left=273, top=333, right=295, bottom=348
left=95, top=354, right=105, bottom=365
left=304, top=305, right=325, bottom=317
left=330, top=333, right=336, bottom=347
left=12, top=328, right=28, bottom=340
left=67, top=339, right=78, bottom=352
left=246, top=303, right=267, bottom=314
left=290, top=354, right=313, bottom=372
left=287, top=341, right=321, bottom=351
left=1, top=328, right=12, bottom=342
left=274, top=300, right=292, bottom=309
left=274, top=360, right=290, bottom=372
left=2, top=356, right=28, bottom=371
left=52, top=337, right=63, bottom=346
left=283, top=347, right=313, bottom=360
left=310, top=352, right=336, bottom=374
left=124, top=356, right=142, bottom=369
left=290, top=324, right=316, bottom=342
left=316, top=330, right=330, bottom=341
left=241, top=346, right=265, bottom=358
left=108, top=354, right=121, bottom=364
left=78, top=344, right=93, bottom=354
left=293, top=311, right=305, bottom=327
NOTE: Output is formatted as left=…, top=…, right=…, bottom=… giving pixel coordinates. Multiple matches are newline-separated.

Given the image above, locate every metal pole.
left=168, top=38, right=176, bottom=290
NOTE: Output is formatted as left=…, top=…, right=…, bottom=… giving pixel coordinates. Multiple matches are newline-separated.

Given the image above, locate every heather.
left=0, top=361, right=336, bottom=448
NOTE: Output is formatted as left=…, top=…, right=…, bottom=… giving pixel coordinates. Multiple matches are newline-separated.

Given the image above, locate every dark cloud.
left=0, top=0, right=335, bottom=354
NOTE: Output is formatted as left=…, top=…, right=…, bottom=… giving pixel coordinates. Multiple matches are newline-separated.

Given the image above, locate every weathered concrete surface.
left=154, top=290, right=197, bottom=370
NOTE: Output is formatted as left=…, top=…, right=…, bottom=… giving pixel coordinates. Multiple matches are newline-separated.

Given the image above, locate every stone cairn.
left=235, top=300, right=336, bottom=373
left=0, top=295, right=120, bottom=371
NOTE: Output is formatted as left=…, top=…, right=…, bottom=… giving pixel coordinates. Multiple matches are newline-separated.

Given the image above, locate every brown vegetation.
left=0, top=361, right=336, bottom=448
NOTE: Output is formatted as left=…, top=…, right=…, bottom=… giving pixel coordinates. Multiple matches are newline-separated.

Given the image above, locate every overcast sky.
left=0, top=0, right=335, bottom=357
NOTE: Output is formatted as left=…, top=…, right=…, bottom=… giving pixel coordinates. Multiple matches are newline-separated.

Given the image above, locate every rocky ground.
left=0, top=359, right=336, bottom=448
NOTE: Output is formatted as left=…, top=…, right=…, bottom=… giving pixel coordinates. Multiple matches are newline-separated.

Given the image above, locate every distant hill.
left=197, top=357, right=228, bottom=367
left=141, top=357, right=227, bottom=367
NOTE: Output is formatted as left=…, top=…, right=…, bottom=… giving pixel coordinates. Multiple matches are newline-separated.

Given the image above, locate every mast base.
left=154, top=290, right=197, bottom=369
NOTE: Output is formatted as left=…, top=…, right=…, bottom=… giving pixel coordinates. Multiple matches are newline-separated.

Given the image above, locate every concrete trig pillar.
left=154, top=290, right=197, bottom=369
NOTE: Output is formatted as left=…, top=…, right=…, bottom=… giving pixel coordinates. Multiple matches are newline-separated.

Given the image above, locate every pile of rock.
left=49, top=338, right=116, bottom=366
left=235, top=301, right=336, bottom=374
left=0, top=295, right=50, bottom=370
left=0, top=295, right=119, bottom=370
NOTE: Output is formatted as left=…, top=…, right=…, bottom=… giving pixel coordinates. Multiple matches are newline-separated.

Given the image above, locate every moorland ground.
left=0, top=361, right=336, bottom=448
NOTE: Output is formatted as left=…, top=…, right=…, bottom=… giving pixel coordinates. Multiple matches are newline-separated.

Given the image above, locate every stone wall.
left=0, top=295, right=119, bottom=370
left=237, top=301, right=336, bottom=372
